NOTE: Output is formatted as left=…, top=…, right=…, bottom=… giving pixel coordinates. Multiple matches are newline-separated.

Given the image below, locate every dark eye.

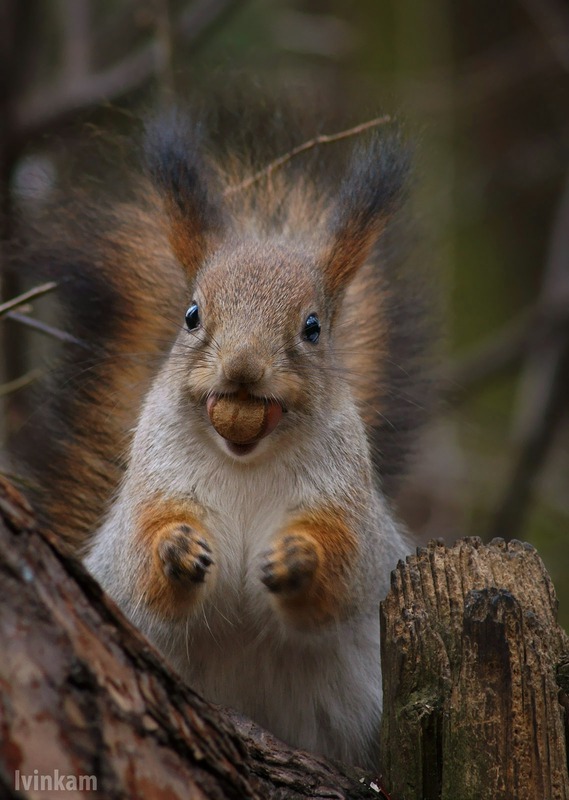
left=185, top=302, right=200, bottom=331
left=303, top=313, right=320, bottom=344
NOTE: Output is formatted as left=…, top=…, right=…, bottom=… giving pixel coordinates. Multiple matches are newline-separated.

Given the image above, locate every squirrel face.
left=145, top=113, right=410, bottom=458
left=176, top=238, right=333, bottom=458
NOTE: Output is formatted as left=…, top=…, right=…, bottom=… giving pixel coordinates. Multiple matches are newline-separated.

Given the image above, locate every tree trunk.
left=0, top=476, right=382, bottom=800
left=380, top=537, right=569, bottom=800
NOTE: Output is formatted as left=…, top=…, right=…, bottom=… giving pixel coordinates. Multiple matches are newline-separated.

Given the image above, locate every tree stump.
left=380, top=538, right=569, bottom=800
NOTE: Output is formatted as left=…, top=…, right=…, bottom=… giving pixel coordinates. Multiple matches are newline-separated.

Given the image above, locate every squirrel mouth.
left=206, top=391, right=284, bottom=454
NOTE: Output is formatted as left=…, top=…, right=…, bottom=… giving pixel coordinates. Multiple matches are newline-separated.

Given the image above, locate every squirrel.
left=12, top=99, right=432, bottom=770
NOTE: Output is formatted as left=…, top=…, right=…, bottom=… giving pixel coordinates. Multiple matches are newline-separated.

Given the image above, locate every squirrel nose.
left=222, top=346, right=266, bottom=386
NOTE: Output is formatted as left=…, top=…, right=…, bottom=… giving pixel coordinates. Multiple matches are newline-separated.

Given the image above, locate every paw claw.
left=158, top=525, right=214, bottom=585
left=260, top=533, right=318, bottom=595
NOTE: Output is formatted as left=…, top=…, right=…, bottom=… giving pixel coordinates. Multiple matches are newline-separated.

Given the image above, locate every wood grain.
left=380, top=537, right=569, bottom=800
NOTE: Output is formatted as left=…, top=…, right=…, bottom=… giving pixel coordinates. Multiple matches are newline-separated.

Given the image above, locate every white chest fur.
left=93, top=451, right=379, bottom=767
left=86, top=388, right=386, bottom=768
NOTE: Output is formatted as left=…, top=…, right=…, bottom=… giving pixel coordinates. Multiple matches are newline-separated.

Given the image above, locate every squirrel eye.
left=303, top=313, right=320, bottom=344
left=185, top=302, right=200, bottom=331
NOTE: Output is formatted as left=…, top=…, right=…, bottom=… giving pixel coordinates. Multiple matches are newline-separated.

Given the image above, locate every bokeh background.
left=1, top=0, right=568, bottom=624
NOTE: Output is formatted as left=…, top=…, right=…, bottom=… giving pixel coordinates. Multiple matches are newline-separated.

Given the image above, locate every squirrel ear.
left=144, top=111, right=224, bottom=278
left=323, top=133, right=410, bottom=294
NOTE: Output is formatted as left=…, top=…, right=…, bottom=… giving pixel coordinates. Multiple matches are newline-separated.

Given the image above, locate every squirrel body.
left=87, top=362, right=404, bottom=765
left=15, top=104, right=431, bottom=770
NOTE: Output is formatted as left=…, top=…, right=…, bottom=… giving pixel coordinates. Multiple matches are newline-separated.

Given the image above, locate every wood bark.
left=380, top=537, right=569, bottom=800
left=1, top=475, right=568, bottom=799
left=0, top=476, right=383, bottom=800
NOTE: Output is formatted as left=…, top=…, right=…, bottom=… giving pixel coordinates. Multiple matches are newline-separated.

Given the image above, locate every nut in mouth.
left=206, top=391, right=283, bottom=452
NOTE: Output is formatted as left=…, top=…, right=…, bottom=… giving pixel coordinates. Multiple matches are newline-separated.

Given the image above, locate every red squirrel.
left=14, top=101, right=432, bottom=769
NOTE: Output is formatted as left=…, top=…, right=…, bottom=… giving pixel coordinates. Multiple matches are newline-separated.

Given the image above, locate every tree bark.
left=0, top=476, right=382, bottom=800
left=380, top=537, right=569, bottom=800
left=1, top=476, right=568, bottom=799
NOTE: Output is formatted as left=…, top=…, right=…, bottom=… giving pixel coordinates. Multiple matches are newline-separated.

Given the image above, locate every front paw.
left=158, top=524, right=214, bottom=585
left=261, top=533, right=319, bottom=595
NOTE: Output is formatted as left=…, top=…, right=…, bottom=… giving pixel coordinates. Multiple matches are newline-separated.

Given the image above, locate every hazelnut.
left=208, top=394, right=268, bottom=444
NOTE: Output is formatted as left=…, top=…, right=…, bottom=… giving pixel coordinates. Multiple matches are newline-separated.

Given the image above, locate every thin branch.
left=92, top=0, right=144, bottom=56
left=512, top=173, right=569, bottom=442
left=14, top=41, right=161, bottom=139
left=443, top=304, right=569, bottom=405
left=489, top=341, right=569, bottom=541
left=489, top=168, right=569, bottom=540
left=59, top=0, right=91, bottom=77
left=0, top=282, right=58, bottom=318
left=5, top=312, right=90, bottom=349
left=12, top=1, right=250, bottom=144
left=224, top=115, right=393, bottom=196
left=0, top=367, right=42, bottom=397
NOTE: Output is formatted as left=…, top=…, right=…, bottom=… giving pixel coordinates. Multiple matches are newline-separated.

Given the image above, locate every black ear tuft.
left=325, top=131, right=411, bottom=293
left=144, top=110, right=224, bottom=275
left=144, top=111, right=205, bottom=215
left=334, top=131, right=410, bottom=236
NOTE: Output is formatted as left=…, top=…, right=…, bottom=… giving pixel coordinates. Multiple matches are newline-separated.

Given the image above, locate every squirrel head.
left=145, top=111, right=409, bottom=458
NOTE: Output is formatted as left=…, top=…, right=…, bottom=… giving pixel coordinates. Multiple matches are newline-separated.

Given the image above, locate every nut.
left=208, top=394, right=268, bottom=444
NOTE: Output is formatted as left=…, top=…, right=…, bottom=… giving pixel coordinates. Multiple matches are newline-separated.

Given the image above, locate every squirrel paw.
left=158, top=525, right=214, bottom=584
left=260, top=534, right=318, bottom=595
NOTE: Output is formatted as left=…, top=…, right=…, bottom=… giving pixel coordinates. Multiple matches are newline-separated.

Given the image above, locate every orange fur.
left=166, top=207, right=211, bottom=279
left=132, top=495, right=213, bottom=619
left=17, top=186, right=188, bottom=552
left=324, top=219, right=386, bottom=295
left=340, top=259, right=389, bottom=430
left=264, top=506, right=358, bottom=629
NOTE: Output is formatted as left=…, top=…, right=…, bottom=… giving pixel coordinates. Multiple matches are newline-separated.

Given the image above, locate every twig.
left=489, top=341, right=569, bottom=540
left=14, top=41, right=162, bottom=139
left=490, top=168, right=569, bottom=540
left=224, top=115, right=393, bottom=196
left=0, top=282, right=58, bottom=318
left=5, top=311, right=90, bottom=349
left=60, top=0, right=91, bottom=77
left=0, top=368, right=42, bottom=397
left=443, top=304, right=569, bottom=405
left=92, top=0, right=142, bottom=55
left=12, top=1, right=250, bottom=144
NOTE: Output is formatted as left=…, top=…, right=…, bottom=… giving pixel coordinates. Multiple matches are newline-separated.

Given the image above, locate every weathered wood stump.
left=380, top=538, right=569, bottom=800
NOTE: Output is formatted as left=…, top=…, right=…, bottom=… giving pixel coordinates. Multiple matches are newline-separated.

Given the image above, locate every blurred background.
left=1, top=0, right=568, bottom=625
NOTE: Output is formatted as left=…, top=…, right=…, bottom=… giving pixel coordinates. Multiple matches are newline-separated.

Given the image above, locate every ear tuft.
left=325, top=132, right=410, bottom=294
left=144, top=110, right=224, bottom=276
